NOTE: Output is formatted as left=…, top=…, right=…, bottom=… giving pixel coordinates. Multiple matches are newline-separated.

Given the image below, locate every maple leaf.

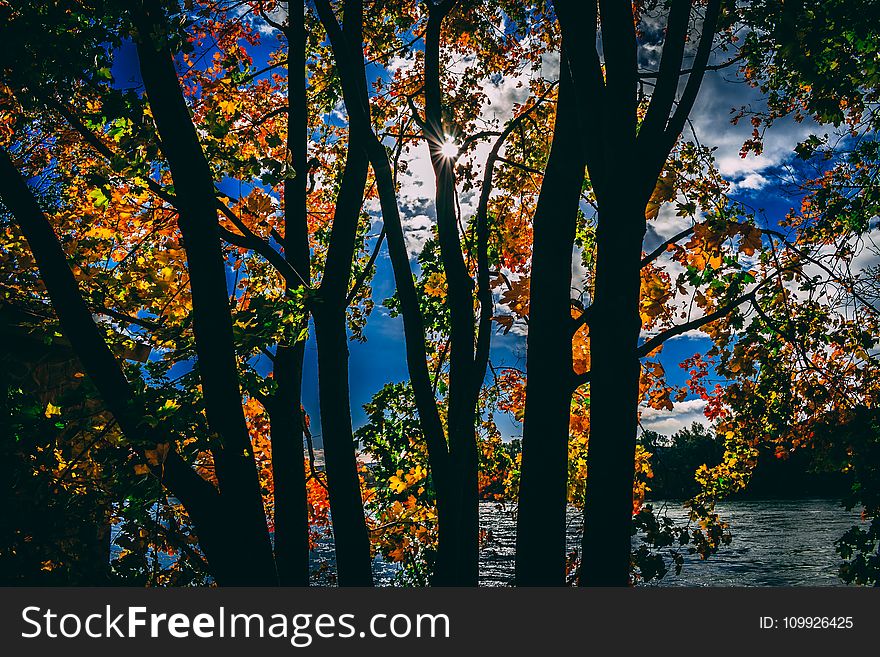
left=424, top=271, right=447, bottom=298
left=500, top=276, right=530, bottom=318
left=492, top=314, right=515, bottom=334
left=738, top=225, right=763, bottom=256
left=645, top=170, right=677, bottom=221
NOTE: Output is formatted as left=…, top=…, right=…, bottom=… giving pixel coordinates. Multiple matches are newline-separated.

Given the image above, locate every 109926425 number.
left=782, top=617, right=853, bottom=629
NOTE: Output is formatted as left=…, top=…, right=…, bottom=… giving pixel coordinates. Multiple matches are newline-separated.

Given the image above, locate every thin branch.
left=496, top=155, right=545, bottom=176
left=641, top=226, right=695, bottom=267
left=345, top=226, right=386, bottom=306
left=651, top=0, right=722, bottom=183
left=472, top=83, right=560, bottom=390
left=98, top=307, right=162, bottom=332
left=639, top=0, right=693, bottom=148
left=637, top=290, right=755, bottom=357
left=637, top=53, right=746, bottom=79
left=215, top=199, right=311, bottom=289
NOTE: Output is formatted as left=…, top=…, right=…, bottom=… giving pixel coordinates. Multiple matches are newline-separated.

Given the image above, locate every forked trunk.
left=515, top=57, right=585, bottom=586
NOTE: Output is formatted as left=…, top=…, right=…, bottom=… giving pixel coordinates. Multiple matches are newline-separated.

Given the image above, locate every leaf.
left=424, top=272, right=447, bottom=298
left=144, top=443, right=170, bottom=466
left=492, top=314, right=515, bottom=334
left=738, top=225, right=763, bottom=257
left=500, top=276, right=530, bottom=317
left=88, top=188, right=109, bottom=209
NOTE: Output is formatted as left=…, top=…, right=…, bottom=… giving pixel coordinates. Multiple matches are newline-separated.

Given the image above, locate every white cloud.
left=731, top=172, right=771, bottom=192
left=640, top=398, right=707, bottom=436
left=400, top=213, right=433, bottom=256
left=688, top=71, right=819, bottom=184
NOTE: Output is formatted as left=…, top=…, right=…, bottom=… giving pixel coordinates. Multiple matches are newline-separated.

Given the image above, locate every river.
left=347, top=499, right=864, bottom=586
left=121, top=498, right=865, bottom=585
left=482, top=498, right=867, bottom=586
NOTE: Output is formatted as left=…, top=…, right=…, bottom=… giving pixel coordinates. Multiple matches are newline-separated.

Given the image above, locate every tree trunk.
left=313, top=306, right=373, bottom=585
left=0, top=146, right=252, bottom=586
left=579, top=198, right=645, bottom=587
left=269, top=0, right=312, bottom=587
left=313, top=0, right=454, bottom=585
left=307, top=0, right=375, bottom=585
left=269, top=341, right=311, bottom=586
left=134, top=2, right=277, bottom=584
left=515, top=56, right=585, bottom=586
left=423, top=5, right=480, bottom=588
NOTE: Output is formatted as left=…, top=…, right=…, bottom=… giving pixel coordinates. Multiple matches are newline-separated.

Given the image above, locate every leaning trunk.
left=134, top=2, right=277, bottom=584
left=313, top=0, right=453, bottom=586
left=0, top=146, right=251, bottom=586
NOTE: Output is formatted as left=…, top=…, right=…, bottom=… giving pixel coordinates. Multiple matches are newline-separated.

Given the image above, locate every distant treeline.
left=641, top=423, right=849, bottom=501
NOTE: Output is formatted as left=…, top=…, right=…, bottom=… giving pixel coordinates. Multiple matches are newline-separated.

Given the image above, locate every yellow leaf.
left=424, top=272, right=447, bottom=298
left=44, top=402, right=61, bottom=418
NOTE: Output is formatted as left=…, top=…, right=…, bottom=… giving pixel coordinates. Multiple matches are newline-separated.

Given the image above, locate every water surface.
left=475, top=499, right=863, bottom=586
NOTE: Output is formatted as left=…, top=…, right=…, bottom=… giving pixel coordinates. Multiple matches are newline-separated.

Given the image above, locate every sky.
left=108, top=7, right=857, bottom=447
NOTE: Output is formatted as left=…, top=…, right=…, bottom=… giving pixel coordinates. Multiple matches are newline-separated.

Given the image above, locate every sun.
left=440, top=137, right=458, bottom=159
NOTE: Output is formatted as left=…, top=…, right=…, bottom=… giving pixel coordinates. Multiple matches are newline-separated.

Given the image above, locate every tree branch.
left=0, top=146, right=220, bottom=518
left=650, top=0, right=722, bottom=184
left=639, top=0, right=693, bottom=149
left=345, top=226, right=386, bottom=306
left=637, top=290, right=754, bottom=357
left=641, top=226, right=694, bottom=267
left=215, top=199, right=311, bottom=289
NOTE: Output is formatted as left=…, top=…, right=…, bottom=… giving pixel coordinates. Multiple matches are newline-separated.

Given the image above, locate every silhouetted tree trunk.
left=578, top=197, right=645, bottom=585
left=311, top=131, right=373, bottom=586
left=314, top=0, right=454, bottom=584
left=514, top=51, right=586, bottom=586
left=267, top=0, right=312, bottom=587
left=133, top=0, right=277, bottom=584
left=551, top=0, right=720, bottom=586
left=0, top=147, right=252, bottom=585
left=423, top=3, right=480, bottom=587
left=307, top=1, right=375, bottom=587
